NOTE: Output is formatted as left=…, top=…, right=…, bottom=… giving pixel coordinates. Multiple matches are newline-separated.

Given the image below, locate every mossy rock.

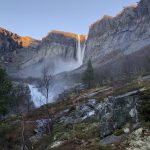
left=113, top=129, right=124, bottom=136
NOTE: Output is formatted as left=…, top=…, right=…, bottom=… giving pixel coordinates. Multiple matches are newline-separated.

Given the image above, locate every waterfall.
left=28, top=84, right=46, bottom=107
left=28, top=34, right=87, bottom=107
left=76, top=34, right=86, bottom=66
left=81, top=44, right=86, bottom=63
left=28, top=82, right=69, bottom=107
left=77, top=34, right=82, bottom=65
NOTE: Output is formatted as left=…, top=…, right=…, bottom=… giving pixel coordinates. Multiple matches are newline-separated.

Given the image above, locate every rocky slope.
left=84, top=0, right=150, bottom=62
left=1, top=81, right=149, bottom=150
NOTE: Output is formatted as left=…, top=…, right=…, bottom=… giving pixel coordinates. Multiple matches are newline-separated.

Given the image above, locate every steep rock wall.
left=84, top=0, right=150, bottom=62
left=15, top=31, right=86, bottom=78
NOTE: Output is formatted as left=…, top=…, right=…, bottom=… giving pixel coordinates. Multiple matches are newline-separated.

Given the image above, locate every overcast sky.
left=0, top=0, right=139, bottom=39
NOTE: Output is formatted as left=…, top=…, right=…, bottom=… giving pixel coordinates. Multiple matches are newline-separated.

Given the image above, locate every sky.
left=0, top=0, right=139, bottom=39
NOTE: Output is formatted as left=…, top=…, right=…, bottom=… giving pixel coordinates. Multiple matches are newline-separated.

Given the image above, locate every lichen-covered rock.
left=126, top=128, right=150, bottom=150
left=59, top=90, right=142, bottom=139
left=99, top=134, right=125, bottom=145
left=99, top=94, right=139, bottom=138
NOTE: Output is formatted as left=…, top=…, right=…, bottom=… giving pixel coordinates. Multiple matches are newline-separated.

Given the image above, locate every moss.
left=113, top=129, right=124, bottom=136
left=50, top=122, right=100, bottom=149
left=141, top=121, right=150, bottom=129
left=0, top=122, right=20, bottom=149
left=52, top=123, right=66, bottom=140
left=84, top=144, right=115, bottom=150
left=33, top=135, right=52, bottom=150
left=114, top=80, right=150, bottom=96
left=60, top=123, right=99, bottom=141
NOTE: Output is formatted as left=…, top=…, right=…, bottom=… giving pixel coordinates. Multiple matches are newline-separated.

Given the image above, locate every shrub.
left=0, top=68, right=12, bottom=116
left=139, top=89, right=150, bottom=122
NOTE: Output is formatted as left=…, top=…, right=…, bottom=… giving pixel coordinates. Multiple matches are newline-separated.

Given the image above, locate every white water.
left=76, top=34, right=86, bottom=67
left=29, top=34, right=86, bottom=107
left=28, top=84, right=46, bottom=107
left=77, top=34, right=82, bottom=66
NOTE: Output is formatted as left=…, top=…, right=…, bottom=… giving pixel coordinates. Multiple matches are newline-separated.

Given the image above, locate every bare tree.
left=41, top=65, right=52, bottom=104
left=41, top=65, right=53, bottom=135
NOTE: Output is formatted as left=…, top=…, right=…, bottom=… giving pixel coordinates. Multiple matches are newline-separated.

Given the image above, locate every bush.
left=82, top=59, right=94, bottom=88
left=139, top=89, right=150, bottom=122
left=0, top=123, right=14, bottom=145
left=0, top=68, right=12, bottom=116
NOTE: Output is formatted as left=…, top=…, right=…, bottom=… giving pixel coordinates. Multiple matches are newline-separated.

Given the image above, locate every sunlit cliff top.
left=89, top=3, right=138, bottom=29
left=48, top=30, right=86, bottom=42
left=21, top=36, right=33, bottom=47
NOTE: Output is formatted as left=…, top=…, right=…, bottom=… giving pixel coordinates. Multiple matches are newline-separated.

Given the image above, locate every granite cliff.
left=0, top=28, right=86, bottom=78
left=84, top=0, right=150, bottom=62
left=15, top=31, right=86, bottom=78
left=0, top=27, right=40, bottom=64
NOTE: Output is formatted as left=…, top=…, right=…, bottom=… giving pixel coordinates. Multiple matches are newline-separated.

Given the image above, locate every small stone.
left=124, top=128, right=130, bottom=134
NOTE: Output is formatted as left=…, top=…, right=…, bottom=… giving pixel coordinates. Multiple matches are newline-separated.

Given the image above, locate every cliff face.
left=10, top=31, right=86, bottom=78
left=0, top=27, right=40, bottom=64
left=40, top=30, right=85, bottom=60
left=0, top=27, right=23, bottom=53
left=0, top=27, right=86, bottom=78
left=84, top=0, right=150, bottom=62
left=0, top=28, right=39, bottom=52
left=1, top=0, right=150, bottom=81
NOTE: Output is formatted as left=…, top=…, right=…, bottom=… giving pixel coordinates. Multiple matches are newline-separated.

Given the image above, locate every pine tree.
left=82, top=59, right=94, bottom=88
left=0, top=68, right=12, bottom=116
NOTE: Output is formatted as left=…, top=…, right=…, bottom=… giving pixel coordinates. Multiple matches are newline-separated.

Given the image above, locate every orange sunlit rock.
left=21, top=36, right=33, bottom=47
left=49, top=30, right=86, bottom=42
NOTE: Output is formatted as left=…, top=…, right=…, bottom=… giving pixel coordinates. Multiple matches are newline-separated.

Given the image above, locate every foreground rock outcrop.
left=58, top=89, right=145, bottom=138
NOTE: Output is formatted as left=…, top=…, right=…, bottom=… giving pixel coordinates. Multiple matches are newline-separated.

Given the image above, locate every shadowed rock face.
left=84, top=0, right=150, bottom=62
left=0, top=27, right=86, bottom=78
left=15, top=31, right=86, bottom=78
left=0, top=27, right=23, bottom=52
left=0, top=27, right=39, bottom=52
left=0, top=27, right=40, bottom=65
left=39, top=31, right=85, bottom=60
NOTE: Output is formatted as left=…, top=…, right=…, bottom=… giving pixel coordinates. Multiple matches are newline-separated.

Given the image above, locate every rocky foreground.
left=1, top=79, right=149, bottom=150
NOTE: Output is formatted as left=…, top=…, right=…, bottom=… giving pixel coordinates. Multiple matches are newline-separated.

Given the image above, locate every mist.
left=29, top=34, right=86, bottom=107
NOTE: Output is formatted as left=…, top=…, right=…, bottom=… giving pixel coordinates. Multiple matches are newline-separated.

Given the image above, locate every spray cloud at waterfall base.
left=28, top=84, right=46, bottom=107
left=29, top=34, right=86, bottom=107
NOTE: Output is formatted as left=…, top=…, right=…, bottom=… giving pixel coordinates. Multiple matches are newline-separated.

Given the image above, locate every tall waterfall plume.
left=76, top=34, right=86, bottom=66
left=29, top=34, right=87, bottom=107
